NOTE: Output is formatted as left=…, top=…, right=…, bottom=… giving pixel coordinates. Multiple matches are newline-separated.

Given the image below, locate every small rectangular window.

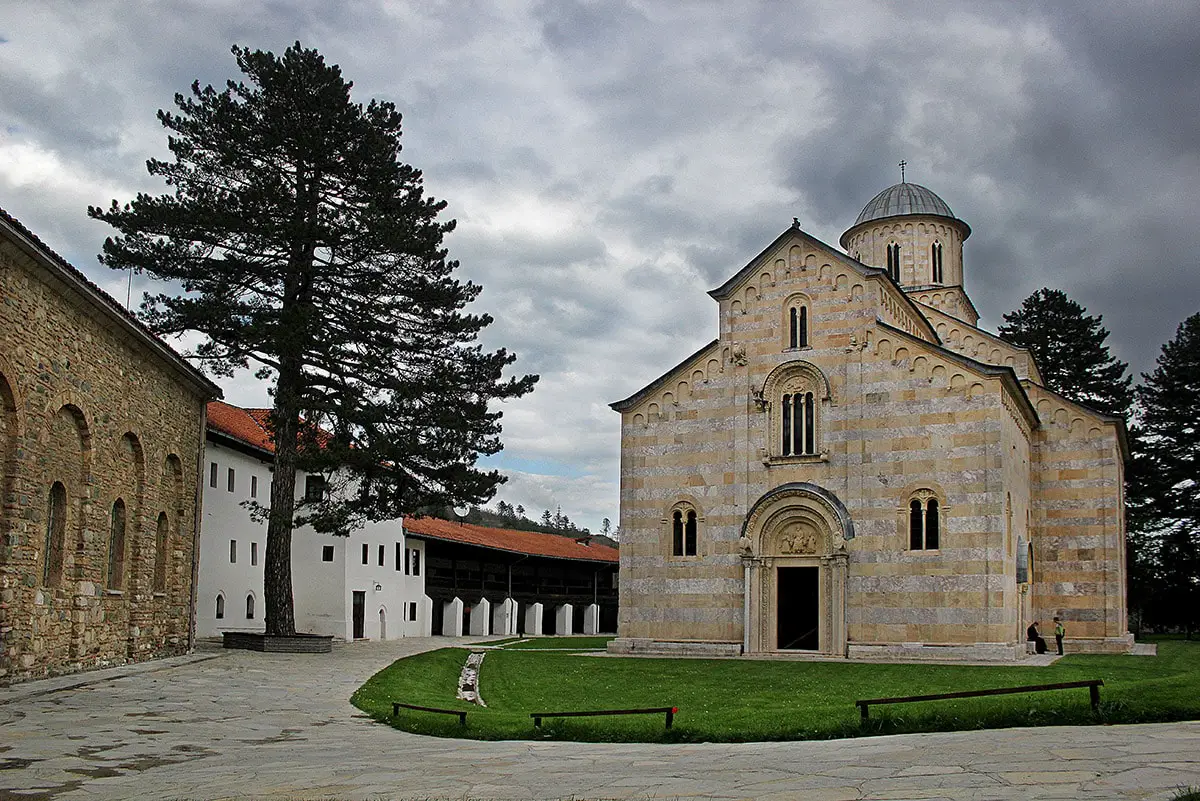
left=227, top=467, right=235, bottom=492
left=322, top=545, right=335, bottom=562
left=395, top=543, right=403, bottom=571
left=251, top=542, right=258, bottom=566
left=361, top=543, right=368, bottom=565
left=378, top=544, right=385, bottom=567
left=408, top=601, right=417, bottom=621
left=412, top=550, right=421, bottom=577
left=251, top=475, right=258, bottom=499
left=209, top=462, right=218, bottom=488
left=404, top=547, right=411, bottom=576
left=229, top=539, right=237, bottom=564
left=305, top=475, right=326, bottom=502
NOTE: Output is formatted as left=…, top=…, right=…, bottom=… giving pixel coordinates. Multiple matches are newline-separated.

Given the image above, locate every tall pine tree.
left=1135, top=313, right=1200, bottom=635
left=90, top=43, right=537, bottom=636
left=998, top=288, right=1132, bottom=418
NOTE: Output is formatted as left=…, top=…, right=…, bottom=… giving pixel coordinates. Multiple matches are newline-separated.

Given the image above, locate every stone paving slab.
left=0, top=636, right=1197, bottom=800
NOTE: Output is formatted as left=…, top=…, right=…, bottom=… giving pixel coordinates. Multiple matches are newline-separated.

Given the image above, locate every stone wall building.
left=610, top=182, right=1131, bottom=660
left=0, top=208, right=219, bottom=682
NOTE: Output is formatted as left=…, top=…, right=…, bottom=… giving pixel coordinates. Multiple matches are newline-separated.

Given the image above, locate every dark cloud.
left=1, top=0, right=1196, bottom=529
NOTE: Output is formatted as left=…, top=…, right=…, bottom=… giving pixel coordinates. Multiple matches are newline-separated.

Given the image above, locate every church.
left=609, top=180, right=1132, bottom=660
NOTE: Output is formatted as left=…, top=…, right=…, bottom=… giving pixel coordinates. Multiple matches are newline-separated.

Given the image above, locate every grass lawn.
left=350, top=639, right=1200, bottom=743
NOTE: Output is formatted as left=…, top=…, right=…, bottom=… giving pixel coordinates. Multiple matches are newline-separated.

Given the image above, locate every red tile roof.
left=207, top=401, right=275, bottom=453
left=404, top=516, right=619, bottom=563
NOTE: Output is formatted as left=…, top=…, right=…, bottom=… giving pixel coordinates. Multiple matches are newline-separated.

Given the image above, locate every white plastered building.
left=196, top=401, right=431, bottom=640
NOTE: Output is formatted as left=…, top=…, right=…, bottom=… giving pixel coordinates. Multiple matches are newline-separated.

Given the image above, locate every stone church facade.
left=610, top=182, right=1131, bottom=660
left=0, top=208, right=219, bottom=682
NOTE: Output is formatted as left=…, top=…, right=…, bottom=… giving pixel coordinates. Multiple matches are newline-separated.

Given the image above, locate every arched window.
left=107, top=498, right=127, bottom=590
left=215, top=594, right=225, bottom=619
left=781, top=391, right=816, bottom=456
left=886, top=242, right=901, bottom=282
left=44, top=482, right=67, bottom=587
left=1027, top=541, right=1035, bottom=584
left=787, top=305, right=809, bottom=349
left=907, top=492, right=940, bottom=550
left=669, top=503, right=700, bottom=557
left=154, top=512, right=170, bottom=592
left=246, top=593, right=255, bottom=619
left=931, top=241, right=944, bottom=283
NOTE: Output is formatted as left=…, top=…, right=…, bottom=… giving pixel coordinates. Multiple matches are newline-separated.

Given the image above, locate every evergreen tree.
left=89, top=43, right=536, bottom=636
left=541, top=510, right=553, bottom=527
left=1135, top=313, right=1200, bottom=635
left=515, top=504, right=525, bottom=519
left=601, top=518, right=611, bottom=537
left=998, top=288, right=1132, bottom=418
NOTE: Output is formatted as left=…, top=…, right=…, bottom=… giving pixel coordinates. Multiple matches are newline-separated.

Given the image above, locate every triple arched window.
left=781, top=391, right=816, bottom=456
left=671, top=507, right=698, bottom=556
left=886, top=242, right=901, bottom=282
left=908, top=492, right=940, bottom=550
left=931, top=241, right=944, bottom=283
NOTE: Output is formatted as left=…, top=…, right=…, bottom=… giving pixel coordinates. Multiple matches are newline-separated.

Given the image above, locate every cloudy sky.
left=2, top=1, right=1197, bottom=533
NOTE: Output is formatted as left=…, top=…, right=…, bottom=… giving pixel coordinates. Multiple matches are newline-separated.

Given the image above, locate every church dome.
left=853, top=181, right=958, bottom=226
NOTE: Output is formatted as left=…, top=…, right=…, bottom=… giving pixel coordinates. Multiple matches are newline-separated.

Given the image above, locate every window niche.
left=761, top=361, right=829, bottom=463
left=44, top=482, right=67, bottom=587
left=886, top=242, right=901, bottom=282
left=782, top=294, right=811, bottom=351
left=107, top=498, right=127, bottom=590
left=931, top=241, right=944, bottom=284
left=666, top=501, right=702, bottom=558
left=906, top=489, right=942, bottom=550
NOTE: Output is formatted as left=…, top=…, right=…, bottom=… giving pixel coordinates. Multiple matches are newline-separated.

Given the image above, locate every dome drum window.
left=931, top=241, right=944, bottom=284
left=886, top=243, right=901, bottom=282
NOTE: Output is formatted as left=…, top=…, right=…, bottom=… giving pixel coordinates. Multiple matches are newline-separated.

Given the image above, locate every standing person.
left=1054, top=617, right=1065, bottom=655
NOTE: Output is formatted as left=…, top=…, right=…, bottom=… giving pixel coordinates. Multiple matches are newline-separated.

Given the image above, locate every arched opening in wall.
left=907, top=491, right=941, bottom=550
left=245, top=593, right=255, bottom=620
left=119, top=433, right=145, bottom=589
left=669, top=502, right=701, bottom=557
left=0, top=371, right=15, bottom=566
left=162, top=455, right=185, bottom=596
left=153, top=512, right=169, bottom=592
left=763, top=361, right=829, bottom=461
left=931, top=241, right=944, bottom=283
left=44, top=482, right=67, bottom=587
left=781, top=391, right=816, bottom=455
left=886, top=242, right=901, bottom=282
left=107, top=499, right=127, bottom=590
left=215, top=593, right=225, bottom=619
left=379, top=607, right=387, bottom=639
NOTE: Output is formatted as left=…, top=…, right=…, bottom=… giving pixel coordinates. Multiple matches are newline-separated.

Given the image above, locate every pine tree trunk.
left=264, top=358, right=301, bottom=636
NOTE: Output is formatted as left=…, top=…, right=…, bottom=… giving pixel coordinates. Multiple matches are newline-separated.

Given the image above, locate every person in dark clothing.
left=1027, top=621, right=1048, bottom=654
left=1054, top=617, right=1065, bottom=655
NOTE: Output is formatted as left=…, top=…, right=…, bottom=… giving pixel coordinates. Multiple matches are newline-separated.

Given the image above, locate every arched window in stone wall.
left=45, top=404, right=89, bottom=560
left=931, top=241, right=944, bottom=283
left=0, top=370, right=15, bottom=563
left=886, top=242, right=901, bottom=282
left=161, top=455, right=185, bottom=592
left=245, top=593, right=255, bottom=620
left=787, top=305, right=809, bottom=349
left=907, top=490, right=940, bottom=550
left=670, top=506, right=698, bottom=556
left=107, top=498, right=127, bottom=590
left=763, top=361, right=828, bottom=461
left=44, top=482, right=67, bottom=587
left=215, top=593, right=225, bottom=620
left=118, top=433, right=145, bottom=589
left=153, top=512, right=169, bottom=592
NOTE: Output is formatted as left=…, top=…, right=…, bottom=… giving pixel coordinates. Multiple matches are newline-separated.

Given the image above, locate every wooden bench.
left=531, top=706, right=677, bottom=729
left=392, top=702, right=468, bottom=726
left=855, top=679, right=1103, bottom=721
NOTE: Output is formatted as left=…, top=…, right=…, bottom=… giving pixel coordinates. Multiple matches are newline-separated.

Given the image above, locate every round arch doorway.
left=740, top=483, right=852, bottom=656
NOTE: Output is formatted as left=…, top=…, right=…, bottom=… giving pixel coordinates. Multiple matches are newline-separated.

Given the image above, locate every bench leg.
left=859, top=704, right=869, bottom=722
left=458, top=712, right=467, bottom=726
left=665, top=709, right=674, bottom=729
left=1089, top=684, right=1101, bottom=711
left=392, top=703, right=399, bottom=717
left=533, top=716, right=542, bottom=728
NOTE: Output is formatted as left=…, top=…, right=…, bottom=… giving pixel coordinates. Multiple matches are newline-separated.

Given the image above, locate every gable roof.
left=0, top=206, right=221, bottom=399
left=206, top=401, right=275, bottom=455
left=610, top=337, right=719, bottom=413
left=403, top=516, right=620, bottom=563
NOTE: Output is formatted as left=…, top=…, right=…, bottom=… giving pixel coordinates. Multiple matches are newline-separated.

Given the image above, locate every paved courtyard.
left=1, top=637, right=1198, bottom=801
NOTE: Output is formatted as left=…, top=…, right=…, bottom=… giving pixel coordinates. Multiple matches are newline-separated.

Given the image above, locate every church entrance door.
left=776, top=566, right=819, bottom=650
